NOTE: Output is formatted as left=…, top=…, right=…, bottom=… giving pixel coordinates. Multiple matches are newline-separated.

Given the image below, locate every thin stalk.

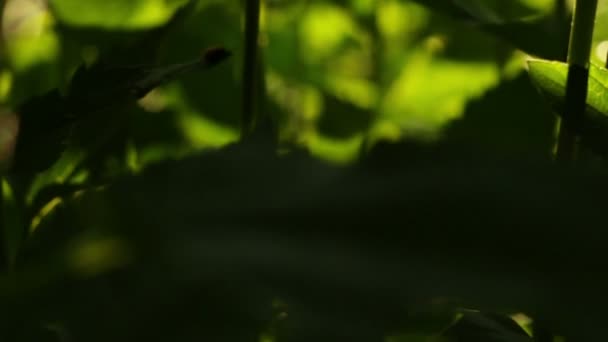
left=555, top=0, right=598, bottom=164
left=242, top=0, right=261, bottom=138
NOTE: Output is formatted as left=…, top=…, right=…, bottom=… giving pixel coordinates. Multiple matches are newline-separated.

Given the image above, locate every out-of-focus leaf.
left=2, top=0, right=62, bottom=106
left=28, top=183, right=84, bottom=219
left=0, top=321, right=63, bottom=342
left=266, top=0, right=527, bottom=159
left=10, top=141, right=608, bottom=341
left=527, top=59, right=608, bottom=155
left=67, top=47, right=231, bottom=114
left=380, top=45, right=501, bottom=138
left=410, top=0, right=567, bottom=59
left=49, top=0, right=190, bottom=29
left=442, top=311, right=532, bottom=342
left=318, top=94, right=372, bottom=138
left=1, top=179, right=24, bottom=269
left=443, top=73, right=555, bottom=156
left=11, top=90, right=70, bottom=178
left=160, top=3, right=243, bottom=131
left=479, top=19, right=567, bottom=60
left=453, top=0, right=553, bottom=23
left=10, top=48, right=231, bottom=183
left=406, top=0, right=474, bottom=20
left=6, top=1, right=608, bottom=341
left=54, top=0, right=199, bottom=69
left=592, top=0, right=608, bottom=65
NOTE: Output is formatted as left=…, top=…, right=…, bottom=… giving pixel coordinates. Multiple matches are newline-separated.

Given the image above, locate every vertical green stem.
left=242, top=0, right=261, bottom=139
left=555, top=0, right=598, bottom=164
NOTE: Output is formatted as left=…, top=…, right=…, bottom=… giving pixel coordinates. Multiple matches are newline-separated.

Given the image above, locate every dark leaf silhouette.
left=442, top=311, right=532, bottom=342
left=410, top=0, right=567, bottom=59
left=11, top=48, right=231, bottom=183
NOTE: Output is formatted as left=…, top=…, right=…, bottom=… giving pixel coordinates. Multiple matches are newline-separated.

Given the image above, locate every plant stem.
left=555, top=0, right=597, bottom=164
left=242, top=0, right=261, bottom=139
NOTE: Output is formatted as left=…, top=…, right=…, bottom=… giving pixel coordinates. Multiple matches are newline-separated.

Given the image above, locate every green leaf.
left=453, top=0, right=553, bottom=23
left=160, top=3, right=243, bottom=129
left=318, top=94, right=372, bottom=139
left=66, top=47, right=231, bottom=115
left=49, top=0, right=190, bottom=29
left=479, top=19, right=567, bottom=60
left=11, top=90, right=71, bottom=179
left=11, top=48, right=231, bottom=183
left=412, top=0, right=554, bottom=23
left=407, top=0, right=475, bottom=20
left=527, top=59, right=608, bottom=154
left=443, top=73, right=555, bottom=157
left=442, top=311, right=532, bottom=342
left=410, top=0, right=566, bottom=59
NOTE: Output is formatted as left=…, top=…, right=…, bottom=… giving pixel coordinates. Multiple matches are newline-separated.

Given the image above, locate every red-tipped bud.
left=201, top=46, right=232, bottom=67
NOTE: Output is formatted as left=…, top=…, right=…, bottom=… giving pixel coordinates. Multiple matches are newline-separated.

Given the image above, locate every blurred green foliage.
left=2, top=0, right=608, bottom=341
left=0, top=0, right=575, bottom=164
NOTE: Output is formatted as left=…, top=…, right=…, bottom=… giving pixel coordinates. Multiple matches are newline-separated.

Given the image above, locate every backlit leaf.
left=49, top=0, right=190, bottom=29
left=527, top=59, right=608, bottom=154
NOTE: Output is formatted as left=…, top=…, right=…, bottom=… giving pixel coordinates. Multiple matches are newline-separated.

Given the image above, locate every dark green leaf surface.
left=480, top=19, right=567, bottom=60
left=410, top=0, right=567, bottom=59
left=442, top=311, right=532, bottom=342
left=11, top=90, right=71, bottom=178
left=443, top=73, right=555, bottom=156
left=411, top=0, right=546, bottom=23
left=6, top=141, right=608, bottom=341
left=11, top=49, right=231, bottom=182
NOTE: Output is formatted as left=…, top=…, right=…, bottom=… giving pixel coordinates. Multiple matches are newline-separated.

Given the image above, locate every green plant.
left=528, top=1, right=608, bottom=160
left=554, top=0, right=597, bottom=163
left=2, top=1, right=608, bottom=341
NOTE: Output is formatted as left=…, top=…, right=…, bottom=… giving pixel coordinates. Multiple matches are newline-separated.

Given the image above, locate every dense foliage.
left=2, top=0, right=608, bottom=341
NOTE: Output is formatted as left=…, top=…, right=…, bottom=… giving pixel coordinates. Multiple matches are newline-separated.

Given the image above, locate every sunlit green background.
left=1, top=0, right=608, bottom=165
